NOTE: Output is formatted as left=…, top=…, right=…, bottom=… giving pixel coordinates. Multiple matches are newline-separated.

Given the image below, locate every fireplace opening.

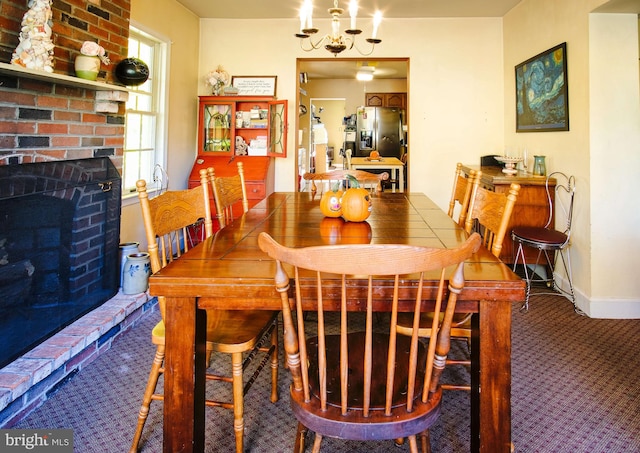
left=0, top=158, right=121, bottom=368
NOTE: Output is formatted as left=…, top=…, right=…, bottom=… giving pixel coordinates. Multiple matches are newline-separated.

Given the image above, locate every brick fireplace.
left=0, top=157, right=122, bottom=369
left=0, top=0, right=145, bottom=427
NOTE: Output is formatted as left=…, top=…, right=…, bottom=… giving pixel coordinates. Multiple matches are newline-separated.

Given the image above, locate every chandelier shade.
left=296, top=0, right=382, bottom=56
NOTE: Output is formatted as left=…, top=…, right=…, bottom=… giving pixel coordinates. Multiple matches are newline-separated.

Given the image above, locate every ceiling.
left=174, top=0, right=525, bottom=19
left=175, top=0, right=640, bottom=81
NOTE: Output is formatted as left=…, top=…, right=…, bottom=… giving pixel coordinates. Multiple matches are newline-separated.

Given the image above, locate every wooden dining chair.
left=209, top=161, right=249, bottom=229
left=258, top=231, right=482, bottom=453
left=447, top=163, right=481, bottom=226
left=130, top=168, right=279, bottom=453
left=303, top=169, right=389, bottom=195
left=397, top=180, right=520, bottom=392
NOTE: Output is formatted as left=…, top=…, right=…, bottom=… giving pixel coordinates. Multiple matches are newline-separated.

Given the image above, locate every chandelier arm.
left=350, top=39, right=378, bottom=56
left=298, top=34, right=332, bottom=52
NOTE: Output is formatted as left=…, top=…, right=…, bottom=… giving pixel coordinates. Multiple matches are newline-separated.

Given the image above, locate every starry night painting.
left=516, top=42, right=569, bottom=132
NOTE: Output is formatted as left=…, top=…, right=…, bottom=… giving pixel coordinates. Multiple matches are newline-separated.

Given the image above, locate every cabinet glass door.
left=203, top=103, right=232, bottom=153
left=268, top=100, right=287, bottom=157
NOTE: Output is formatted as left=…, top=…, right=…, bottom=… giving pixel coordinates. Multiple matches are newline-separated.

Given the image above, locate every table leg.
left=163, top=297, right=207, bottom=453
left=474, top=299, right=512, bottom=453
left=399, top=166, right=405, bottom=193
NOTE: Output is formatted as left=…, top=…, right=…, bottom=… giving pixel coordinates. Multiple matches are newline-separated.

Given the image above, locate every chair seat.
left=294, top=331, right=442, bottom=441
left=512, top=226, right=568, bottom=248
left=151, top=310, right=279, bottom=352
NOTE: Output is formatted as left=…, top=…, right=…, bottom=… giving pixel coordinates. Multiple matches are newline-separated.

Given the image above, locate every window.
left=122, top=27, right=168, bottom=198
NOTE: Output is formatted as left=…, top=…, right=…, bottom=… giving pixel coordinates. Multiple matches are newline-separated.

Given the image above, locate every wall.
left=503, top=0, right=640, bottom=316
left=118, top=0, right=200, bottom=251
left=588, top=13, right=640, bottom=316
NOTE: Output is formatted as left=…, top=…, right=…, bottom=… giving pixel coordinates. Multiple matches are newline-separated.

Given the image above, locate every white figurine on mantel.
left=11, top=0, right=55, bottom=73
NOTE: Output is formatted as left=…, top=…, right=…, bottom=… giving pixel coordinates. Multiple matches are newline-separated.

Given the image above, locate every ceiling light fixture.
left=296, top=0, right=382, bottom=56
left=356, top=65, right=375, bottom=81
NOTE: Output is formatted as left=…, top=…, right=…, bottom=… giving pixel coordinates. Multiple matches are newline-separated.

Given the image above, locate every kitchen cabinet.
left=197, top=96, right=287, bottom=157
left=365, top=92, right=406, bottom=109
left=462, top=164, right=555, bottom=264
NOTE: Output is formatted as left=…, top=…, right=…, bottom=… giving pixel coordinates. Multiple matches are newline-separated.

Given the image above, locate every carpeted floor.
left=14, top=291, right=640, bottom=452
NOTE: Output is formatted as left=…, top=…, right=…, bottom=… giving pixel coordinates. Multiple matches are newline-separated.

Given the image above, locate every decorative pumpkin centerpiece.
left=369, top=150, right=380, bottom=160
left=319, top=175, right=372, bottom=223
left=319, top=189, right=343, bottom=218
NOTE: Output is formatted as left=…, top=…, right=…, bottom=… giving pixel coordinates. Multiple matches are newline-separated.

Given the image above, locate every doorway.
left=307, top=98, right=346, bottom=176
left=296, top=58, right=409, bottom=191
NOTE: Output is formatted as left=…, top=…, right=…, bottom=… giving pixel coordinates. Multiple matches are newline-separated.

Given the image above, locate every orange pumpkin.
left=319, top=190, right=343, bottom=217
left=369, top=150, right=380, bottom=160
left=341, top=187, right=372, bottom=222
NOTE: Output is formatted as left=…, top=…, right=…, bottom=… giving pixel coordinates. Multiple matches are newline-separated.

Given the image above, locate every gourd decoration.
left=369, top=150, right=380, bottom=160
left=319, top=189, right=343, bottom=218
left=341, top=175, right=372, bottom=222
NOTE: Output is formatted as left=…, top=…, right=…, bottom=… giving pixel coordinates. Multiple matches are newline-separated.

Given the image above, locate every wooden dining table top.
left=149, top=191, right=525, bottom=453
left=151, top=192, right=522, bottom=302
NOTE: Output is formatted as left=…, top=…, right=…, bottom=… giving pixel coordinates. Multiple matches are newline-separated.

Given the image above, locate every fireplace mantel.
left=0, top=62, right=128, bottom=92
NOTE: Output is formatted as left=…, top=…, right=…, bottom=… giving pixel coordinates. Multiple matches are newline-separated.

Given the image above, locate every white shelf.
left=0, top=62, right=128, bottom=92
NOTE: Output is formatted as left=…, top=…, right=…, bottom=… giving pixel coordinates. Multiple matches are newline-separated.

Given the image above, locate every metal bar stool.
left=511, top=171, right=582, bottom=314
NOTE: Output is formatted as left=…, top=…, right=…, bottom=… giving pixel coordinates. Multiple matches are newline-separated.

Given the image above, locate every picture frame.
left=231, top=76, right=277, bottom=96
left=515, top=42, right=568, bottom=132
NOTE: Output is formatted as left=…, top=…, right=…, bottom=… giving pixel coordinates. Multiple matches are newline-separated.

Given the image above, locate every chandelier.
left=296, top=0, right=382, bottom=56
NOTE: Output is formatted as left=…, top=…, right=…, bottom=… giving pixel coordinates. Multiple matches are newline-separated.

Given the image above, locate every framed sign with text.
left=231, top=76, right=277, bottom=96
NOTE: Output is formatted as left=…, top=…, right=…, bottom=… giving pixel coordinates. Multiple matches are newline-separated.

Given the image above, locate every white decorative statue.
left=235, top=136, right=248, bottom=156
left=11, top=0, right=55, bottom=73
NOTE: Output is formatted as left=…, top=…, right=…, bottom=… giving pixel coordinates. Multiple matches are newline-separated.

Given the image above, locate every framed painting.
left=231, top=76, right=277, bottom=96
left=515, top=42, right=568, bottom=132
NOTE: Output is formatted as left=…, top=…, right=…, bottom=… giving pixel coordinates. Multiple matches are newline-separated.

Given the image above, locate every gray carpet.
left=14, top=291, right=640, bottom=452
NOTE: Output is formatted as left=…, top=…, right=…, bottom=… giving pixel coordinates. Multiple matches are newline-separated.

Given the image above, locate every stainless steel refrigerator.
left=355, top=106, right=403, bottom=158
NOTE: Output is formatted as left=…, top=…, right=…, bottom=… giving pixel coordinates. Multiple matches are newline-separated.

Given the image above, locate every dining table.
left=349, top=156, right=405, bottom=192
left=148, top=191, right=525, bottom=453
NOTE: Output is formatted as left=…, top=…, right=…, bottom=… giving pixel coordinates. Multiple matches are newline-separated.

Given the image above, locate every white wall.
left=588, top=13, right=640, bottom=316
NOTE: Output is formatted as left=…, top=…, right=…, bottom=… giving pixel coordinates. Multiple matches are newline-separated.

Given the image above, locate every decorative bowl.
left=494, top=156, right=523, bottom=175
left=115, top=58, right=149, bottom=86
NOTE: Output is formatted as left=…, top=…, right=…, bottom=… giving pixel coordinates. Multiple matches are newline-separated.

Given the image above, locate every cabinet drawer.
left=245, top=182, right=266, bottom=199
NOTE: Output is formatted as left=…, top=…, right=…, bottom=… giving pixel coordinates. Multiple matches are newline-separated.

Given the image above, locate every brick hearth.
left=0, top=291, right=156, bottom=428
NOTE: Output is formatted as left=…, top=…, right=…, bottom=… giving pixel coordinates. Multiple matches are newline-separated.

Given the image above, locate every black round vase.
left=115, top=58, right=149, bottom=86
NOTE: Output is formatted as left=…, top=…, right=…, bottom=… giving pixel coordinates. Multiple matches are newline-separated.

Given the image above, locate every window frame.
left=121, top=24, right=169, bottom=203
